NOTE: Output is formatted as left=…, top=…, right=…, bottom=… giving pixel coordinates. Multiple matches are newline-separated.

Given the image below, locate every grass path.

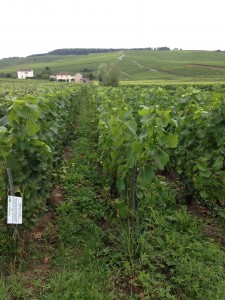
left=132, top=59, right=159, bottom=72
left=41, top=93, right=119, bottom=299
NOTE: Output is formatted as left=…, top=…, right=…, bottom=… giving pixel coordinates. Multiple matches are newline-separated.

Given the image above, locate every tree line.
left=29, top=47, right=172, bottom=57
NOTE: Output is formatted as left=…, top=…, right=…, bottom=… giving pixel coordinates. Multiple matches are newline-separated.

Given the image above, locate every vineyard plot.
left=0, top=82, right=225, bottom=299
left=89, top=86, right=225, bottom=213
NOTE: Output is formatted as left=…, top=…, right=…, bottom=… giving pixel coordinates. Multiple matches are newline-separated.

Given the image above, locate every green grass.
left=1, top=50, right=225, bottom=82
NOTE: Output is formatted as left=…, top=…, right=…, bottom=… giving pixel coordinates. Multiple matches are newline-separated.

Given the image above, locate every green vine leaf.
left=152, top=148, right=169, bottom=170
left=166, top=133, right=178, bottom=148
left=137, top=165, right=155, bottom=187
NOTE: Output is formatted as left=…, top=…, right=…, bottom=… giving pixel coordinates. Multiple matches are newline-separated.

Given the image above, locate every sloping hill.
left=0, top=52, right=119, bottom=77
left=119, top=50, right=225, bottom=81
left=1, top=50, right=225, bottom=82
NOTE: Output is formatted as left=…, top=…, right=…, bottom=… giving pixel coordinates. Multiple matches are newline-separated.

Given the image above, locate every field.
left=0, top=80, right=225, bottom=299
left=1, top=50, right=225, bottom=82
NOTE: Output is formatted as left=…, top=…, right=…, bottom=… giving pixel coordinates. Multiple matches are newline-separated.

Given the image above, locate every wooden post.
left=6, top=168, right=19, bottom=235
left=7, top=168, right=15, bottom=196
left=131, top=166, right=137, bottom=229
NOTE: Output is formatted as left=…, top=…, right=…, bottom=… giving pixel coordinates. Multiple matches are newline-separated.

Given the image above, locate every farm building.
left=74, top=73, right=83, bottom=82
left=17, top=68, right=34, bottom=79
left=50, top=72, right=88, bottom=83
left=54, top=71, right=72, bottom=82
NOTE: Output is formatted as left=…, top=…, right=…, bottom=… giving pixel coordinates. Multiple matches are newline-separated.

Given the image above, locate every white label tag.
left=7, top=196, right=23, bottom=224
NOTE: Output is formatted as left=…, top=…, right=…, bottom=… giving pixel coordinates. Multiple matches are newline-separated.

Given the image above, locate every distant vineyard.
left=1, top=49, right=225, bottom=82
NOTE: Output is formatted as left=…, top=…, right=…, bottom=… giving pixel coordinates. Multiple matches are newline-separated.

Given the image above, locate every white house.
left=55, top=71, right=72, bottom=82
left=52, top=71, right=85, bottom=83
left=17, top=68, right=34, bottom=79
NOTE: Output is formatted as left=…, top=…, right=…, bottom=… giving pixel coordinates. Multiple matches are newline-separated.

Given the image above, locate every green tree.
left=97, top=63, right=108, bottom=86
left=97, top=62, right=120, bottom=87
left=108, top=62, right=120, bottom=87
left=87, top=72, right=95, bottom=80
left=41, top=66, right=52, bottom=80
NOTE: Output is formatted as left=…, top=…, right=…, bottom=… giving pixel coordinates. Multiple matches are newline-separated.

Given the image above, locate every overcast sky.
left=0, top=0, right=225, bottom=58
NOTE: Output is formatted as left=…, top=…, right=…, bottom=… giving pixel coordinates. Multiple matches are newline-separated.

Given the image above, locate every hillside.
left=1, top=50, right=225, bottom=82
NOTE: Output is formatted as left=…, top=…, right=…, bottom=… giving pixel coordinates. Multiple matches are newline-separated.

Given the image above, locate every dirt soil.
left=187, top=201, right=225, bottom=248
